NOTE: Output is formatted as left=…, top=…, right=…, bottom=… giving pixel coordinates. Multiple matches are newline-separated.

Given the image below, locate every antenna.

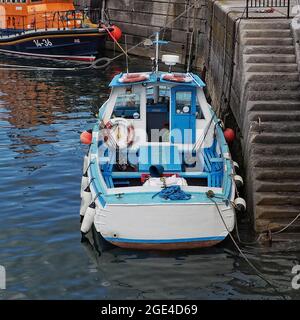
left=153, top=32, right=169, bottom=73
left=125, top=34, right=129, bottom=74
left=155, top=32, right=159, bottom=73
left=186, top=31, right=194, bottom=73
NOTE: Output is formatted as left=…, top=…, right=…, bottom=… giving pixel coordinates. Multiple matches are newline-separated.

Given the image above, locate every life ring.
left=162, top=73, right=193, bottom=83
left=103, top=118, right=135, bottom=149
left=118, top=73, right=149, bottom=84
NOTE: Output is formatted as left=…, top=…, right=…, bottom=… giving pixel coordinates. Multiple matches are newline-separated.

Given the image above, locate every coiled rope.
left=152, top=185, right=191, bottom=200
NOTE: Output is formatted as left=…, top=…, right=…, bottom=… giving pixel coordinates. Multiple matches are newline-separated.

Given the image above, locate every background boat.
left=0, top=1, right=121, bottom=62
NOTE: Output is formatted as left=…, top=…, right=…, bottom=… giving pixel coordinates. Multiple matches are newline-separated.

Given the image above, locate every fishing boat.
left=79, top=34, right=246, bottom=250
left=0, top=0, right=121, bottom=62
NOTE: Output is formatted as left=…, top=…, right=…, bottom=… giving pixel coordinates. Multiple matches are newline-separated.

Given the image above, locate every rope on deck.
left=152, top=185, right=191, bottom=200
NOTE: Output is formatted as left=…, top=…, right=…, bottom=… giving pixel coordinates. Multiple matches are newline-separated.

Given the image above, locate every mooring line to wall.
left=206, top=192, right=287, bottom=299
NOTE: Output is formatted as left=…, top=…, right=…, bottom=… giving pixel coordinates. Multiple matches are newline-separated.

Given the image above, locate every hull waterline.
left=108, top=239, right=222, bottom=250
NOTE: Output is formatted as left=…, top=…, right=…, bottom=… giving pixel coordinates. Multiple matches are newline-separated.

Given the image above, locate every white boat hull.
left=93, top=203, right=235, bottom=250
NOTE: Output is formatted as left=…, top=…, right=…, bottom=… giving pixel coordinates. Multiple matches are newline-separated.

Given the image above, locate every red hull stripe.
left=109, top=239, right=222, bottom=250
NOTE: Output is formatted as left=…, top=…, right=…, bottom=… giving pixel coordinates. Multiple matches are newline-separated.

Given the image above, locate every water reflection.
left=80, top=238, right=300, bottom=300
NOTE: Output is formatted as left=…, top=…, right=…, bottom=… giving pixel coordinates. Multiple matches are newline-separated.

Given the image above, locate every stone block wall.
left=103, top=0, right=208, bottom=68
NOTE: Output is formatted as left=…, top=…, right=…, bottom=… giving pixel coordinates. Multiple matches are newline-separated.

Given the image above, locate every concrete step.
left=247, top=100, right=300, bottom=111
left=246, top=63, right=299, bottom=73
left=244, top=37, right=293, bottom=46
left=242, top=30, right=292, bottom=38
left=251, top=132, right=300, bottom=144
left=271, top=232, right=300, bottom=242
left=272, top=218, right=300, bottom=232
left=251, top=154, right=300, bottom=167
left=252, top=144, right=300, bottom=156
left=248, top=110, right=300, bottom=122
left=255, top=192, right=300, bottom=206
left=255, top=181, right=300, bottom=193
left=248, top=90, right=300, bottom=101
left=251, top=122, right=300, bottom=133
left=245, top=54, right=296, bottom=64
left=242, top=20, right=291, bottom=30
left=256, top=205, right=300, bottom=220
left=247, top=81, right=300, bottom=91
left=254, top=168, right=300, bottom=180
left=244, top=46, right=295, bottom=54
left=246, top=72, right=300, bottom=82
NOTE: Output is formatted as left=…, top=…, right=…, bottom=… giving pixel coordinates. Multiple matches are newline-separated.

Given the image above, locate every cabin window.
left=175, top=91, right=192, bottom=114
left=146, top=85, right=170, bottom=105
left=112, top=93, right=140, bottom=119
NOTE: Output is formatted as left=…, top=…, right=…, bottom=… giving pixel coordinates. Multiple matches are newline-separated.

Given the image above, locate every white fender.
left=80, top=189, right=92, bottom=216
left=83, top=155, right=89, bottom=174
left=234, top=197, right=246, bottom=212
left=81, top=177, right=92, bottom=198
left=81, top=174, right=89, bottom=197
left=234, top=175, right=243, bottom=189
left=80, top=203, right=96, bottom=233
left=233, top=161, right=239, bottom=171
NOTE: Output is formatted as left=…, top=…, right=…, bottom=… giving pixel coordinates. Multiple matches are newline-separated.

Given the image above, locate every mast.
left=155, top=31, right=159, bottom=73
left=101, top=0, right=106, bottom=23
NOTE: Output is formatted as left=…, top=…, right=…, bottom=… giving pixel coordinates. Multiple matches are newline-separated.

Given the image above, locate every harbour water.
left=0, top=56, right=299, bottom=300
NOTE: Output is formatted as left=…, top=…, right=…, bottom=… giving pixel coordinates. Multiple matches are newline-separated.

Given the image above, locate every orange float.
left=80, top=130, right=92, bottom=145
left=110, top=25, right=122, bottom=41
left=223, top=128, right=235, bottom=143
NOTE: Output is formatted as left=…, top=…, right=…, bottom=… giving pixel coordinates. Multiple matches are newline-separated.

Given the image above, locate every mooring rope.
left=234, top=210, right=300, bottom=246
left=206, top=191, right=286, bottom=299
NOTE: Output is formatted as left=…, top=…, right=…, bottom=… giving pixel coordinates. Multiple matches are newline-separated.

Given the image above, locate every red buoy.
left=80, top=131, right=92, bottom=145
left=223, top=128, right=235, bottom=144
left=110, top=25, right=122, bottom=41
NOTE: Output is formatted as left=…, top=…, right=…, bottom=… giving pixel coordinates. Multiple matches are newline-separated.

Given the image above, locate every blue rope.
left=152, top=186, right=191, bottom=200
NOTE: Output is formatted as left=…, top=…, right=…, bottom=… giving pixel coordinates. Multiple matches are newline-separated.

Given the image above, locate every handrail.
left=0, top=8, right=102, bottom=38
left=246, top=0, right=291, bottom=18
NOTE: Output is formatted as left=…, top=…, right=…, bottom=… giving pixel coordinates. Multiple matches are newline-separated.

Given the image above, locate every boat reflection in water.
left=0, top=65, right=109, bottom=160
left=81, top=233, right=238, bottom=299
left=0, top=68, right=65, bottom=158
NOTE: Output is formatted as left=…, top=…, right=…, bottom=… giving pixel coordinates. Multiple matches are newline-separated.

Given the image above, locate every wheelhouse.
left=92, top=72, right=231, bottom=194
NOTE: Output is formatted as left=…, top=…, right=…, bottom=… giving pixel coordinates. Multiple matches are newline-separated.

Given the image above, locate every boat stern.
left=93, top=202, right=235, bottom=250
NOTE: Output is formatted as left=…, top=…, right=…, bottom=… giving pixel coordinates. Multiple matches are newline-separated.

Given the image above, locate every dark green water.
left=0, top=55, right=299, bottom=300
